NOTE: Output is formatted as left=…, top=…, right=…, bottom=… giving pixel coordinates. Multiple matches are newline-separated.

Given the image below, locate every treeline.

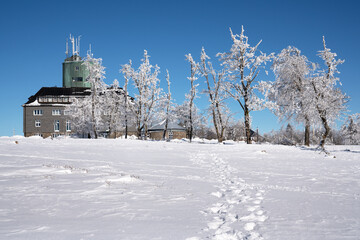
left=66, top=27, right=359, bottom=148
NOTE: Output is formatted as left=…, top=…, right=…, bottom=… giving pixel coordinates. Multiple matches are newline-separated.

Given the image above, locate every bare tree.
left=122, top=50, right=161, bottom=139
left=217, top=26, right=273, bottom=144
left=163, top=70, right=172, bottom=140
left=312, top=37, right=348, bottom=150
left=199, top=47, right=230, bottom=143
left=185, top=53, right=199, bottom=142
left=121, top=61, right=132, bottom=139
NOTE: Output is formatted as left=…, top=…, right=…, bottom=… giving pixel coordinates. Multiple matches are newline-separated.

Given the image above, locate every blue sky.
left=0, top=0, right=359, bottom=137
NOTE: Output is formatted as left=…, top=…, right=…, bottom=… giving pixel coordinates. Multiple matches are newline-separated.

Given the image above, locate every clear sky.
left=0, top=0, right=359, bottom=137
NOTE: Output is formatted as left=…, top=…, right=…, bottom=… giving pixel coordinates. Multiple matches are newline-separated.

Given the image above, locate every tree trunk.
left=189, top=101, right=193, bottom=142
left=125, top=118, right=128, bottom=139
left=144, top=124, right=148, bottom=140
left=137, top=119, right=142, bottom=139
left=91, top=93, right=97, bottom=139
left=163, top=119, right=169, bottom=140
left=244, top=107, right=252, bottom=144
left=304, top=116, right=310, bottom=146
left=319, top=115, right=330, bottom=150
left=211, top=110, right=221, bottom=142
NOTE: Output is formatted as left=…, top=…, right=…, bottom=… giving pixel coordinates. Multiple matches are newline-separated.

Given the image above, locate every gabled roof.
left=24, top=87, right=90, bottom=104
left=149, top=120, right=186, bottom=131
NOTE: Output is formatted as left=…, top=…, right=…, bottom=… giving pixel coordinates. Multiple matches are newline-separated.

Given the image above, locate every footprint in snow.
left=247, top=206, right=260, bottom=212
left=211, top=191, right=224, bottom=198
left=244, top=222, right=256, bottom=231
left=253, top=199, right=262, bottom=205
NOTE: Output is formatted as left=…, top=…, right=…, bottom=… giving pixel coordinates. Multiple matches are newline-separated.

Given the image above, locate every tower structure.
left=62, top=34, right=90, bottom=88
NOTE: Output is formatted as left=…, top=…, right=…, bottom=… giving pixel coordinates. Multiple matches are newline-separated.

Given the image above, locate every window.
left=64, top=110, right=71, bottom=115
left=75, top=66, right=80, bottom=71
left=52, top=109, right=61, bottom=115
left=34, top=133, right=43, bottom=137
left=66, top=120, right=71, bottom=132
left=54, top=120, right=60, bottom=132
left=52, top=133, right=61, bottom=138
left=33, top=109, right=43, bottom=116
left=35, top=120, right=41, bottom=127
left=72, top=77, right=83, bottom=82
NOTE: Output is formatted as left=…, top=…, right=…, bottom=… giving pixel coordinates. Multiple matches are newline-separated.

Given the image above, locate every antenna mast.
left=67, top=34, right=82, bottom=57
left=65, top=38, right=69, bottom=57
left=77, top=36, right=81, bottom=56
left=87, top=44, right=92, bottom=56
left=70, top=34, right=75, bottom=56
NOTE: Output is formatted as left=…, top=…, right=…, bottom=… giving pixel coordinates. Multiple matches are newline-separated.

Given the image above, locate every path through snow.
left=189, top=151, right=268, bottom=240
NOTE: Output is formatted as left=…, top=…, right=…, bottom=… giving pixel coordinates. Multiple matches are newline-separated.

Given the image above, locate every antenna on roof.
left=70, top=34, right=75, bottom=56
left=65, top=38, right=69, bottom=58
left=87, top=44, right=92, bottom=57
left=67, top=34, right=82, bottom=57
left=74, top=36, right=81, bottom=55
left=77, top=35, right=81, bottom=56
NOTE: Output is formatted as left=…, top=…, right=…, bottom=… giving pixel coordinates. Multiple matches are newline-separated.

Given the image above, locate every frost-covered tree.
left=199, top=47, right=230, bottom=143
left=82, top=52, right=107, bottom=139
left=121, top=61, right=133, bottom=139
left=262, top=125, right=302, bottom=145
left=162, top=70, right=172, bottom=140
left=174, top=101, right=206, bottom=139
left=122, top=50, right=161, bottom=139
left=225, top=119, right=246, bottom=141
left=311, top=37, right=348, bottom=150
left=185, top=53, right=200, bottom=142
left=66, top=96, right=92, bottom=138
left=103, top=79, right=126, bottom=137
left=342, top=114, right=360, bottom=145
left=269, top=46, right=315, bottom=146
left=217, top=26, right=273, bottom=144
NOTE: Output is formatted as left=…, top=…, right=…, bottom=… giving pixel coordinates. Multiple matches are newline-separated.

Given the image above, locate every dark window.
left=54, top=120, right=60, bottom=132
left=72, top=77, right=83, bottom=82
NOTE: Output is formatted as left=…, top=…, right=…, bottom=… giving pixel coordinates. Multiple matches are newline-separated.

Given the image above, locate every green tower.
left=62, top=35, right=91, bottom=88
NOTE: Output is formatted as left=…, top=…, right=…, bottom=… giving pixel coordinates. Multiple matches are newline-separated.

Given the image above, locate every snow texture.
left=0, top=136, right=359, bottom=239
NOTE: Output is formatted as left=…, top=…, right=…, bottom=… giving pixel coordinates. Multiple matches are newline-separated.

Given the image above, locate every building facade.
left=148, top=122, right=187, bottom=140
left=23, top=87, right=89, bottom=138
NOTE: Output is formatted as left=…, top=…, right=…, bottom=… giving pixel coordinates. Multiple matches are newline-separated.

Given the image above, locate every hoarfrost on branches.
left=266, top=46, right=316, bottom=146
left=122, top=50, right=162, bottom=139
left=217, top=26, right=273, bottom=144
left=311, top=37, right=348, bottom=150
left=342, top=113, right=360, bottom=145
left=199, top=47, right=231, bottom=143
left=82, top=52, right=107, bottom=138
left=185, top=53, right=200, bottom=142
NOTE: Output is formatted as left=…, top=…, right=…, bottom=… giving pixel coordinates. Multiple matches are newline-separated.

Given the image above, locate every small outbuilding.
left=148, top=121, right=187, bottom=140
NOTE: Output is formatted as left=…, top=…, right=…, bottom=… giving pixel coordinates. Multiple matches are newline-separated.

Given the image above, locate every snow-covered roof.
left=24, top=99, right=41, bottom=106
left=149, top=121, right=186, bottom=131
left=24, top=87, right=91, bottom=105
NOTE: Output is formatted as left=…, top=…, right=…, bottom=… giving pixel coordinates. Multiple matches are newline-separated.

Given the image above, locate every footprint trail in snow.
left=189, top=151, right=268, bottom=240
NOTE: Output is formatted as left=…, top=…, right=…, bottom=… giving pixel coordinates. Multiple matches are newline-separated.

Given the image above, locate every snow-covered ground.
left=0, top=136, right=359, bottom=240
